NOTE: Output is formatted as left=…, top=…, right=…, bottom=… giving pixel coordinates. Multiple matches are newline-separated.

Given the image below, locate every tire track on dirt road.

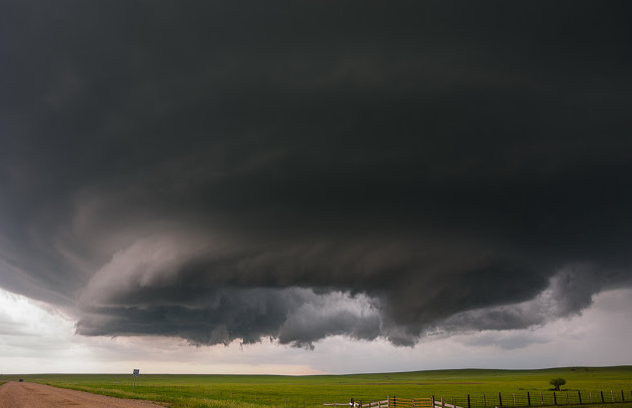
left=0, top=381, right=168, bottom=408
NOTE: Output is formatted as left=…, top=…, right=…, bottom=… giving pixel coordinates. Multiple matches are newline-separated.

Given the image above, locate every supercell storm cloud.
left=1, top=1, right=631, bottom=349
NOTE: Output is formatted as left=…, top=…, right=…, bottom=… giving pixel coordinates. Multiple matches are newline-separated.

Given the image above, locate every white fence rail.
left=324, top=399, right=389, bottom=408
left=324, top=397, right=439, bottom=408
left=434, top=400, right=463, bottom=408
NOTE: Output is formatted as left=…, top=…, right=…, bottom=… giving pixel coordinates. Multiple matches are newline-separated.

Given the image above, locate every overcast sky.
left=1, top=1, right=631, bottom=374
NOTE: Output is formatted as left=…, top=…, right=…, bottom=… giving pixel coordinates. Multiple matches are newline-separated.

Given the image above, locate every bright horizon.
left=4, top=365, right=631, bottom=377
left=2, top=286, right=631, bottom=375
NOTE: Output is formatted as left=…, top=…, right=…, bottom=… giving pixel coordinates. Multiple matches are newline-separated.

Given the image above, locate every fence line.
left=364, top=399, right=391, bottom=408
left=433, top=398, right=463, bottom=408
left=391, top=397, right=434, bottom=408
left=324, top=398, right=390, bottom=408
left=325, top=391, right=632, bottom=408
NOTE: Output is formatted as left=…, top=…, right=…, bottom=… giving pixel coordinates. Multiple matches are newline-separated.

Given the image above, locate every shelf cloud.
left=1, top=1, right=631, bottom=350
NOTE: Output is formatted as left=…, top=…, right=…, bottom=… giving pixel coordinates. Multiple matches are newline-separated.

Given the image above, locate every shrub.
left=549, top=378, right=566, bottom=391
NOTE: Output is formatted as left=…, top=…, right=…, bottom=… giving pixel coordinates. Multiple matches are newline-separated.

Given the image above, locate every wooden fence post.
left=468, top=394, right=471, bottom=408
left=622, top=390, right=625, bottom=402
left=553, top=392, right=557, bottom=405
left=527, top=392, right=531, bottom=406
left=578, top=390, right=582, bottom=404
left=600, top=391, right=604, bottom=403
left=499, top=393, right=503, bottom=407
left=441, top=397, right=445, bottom=408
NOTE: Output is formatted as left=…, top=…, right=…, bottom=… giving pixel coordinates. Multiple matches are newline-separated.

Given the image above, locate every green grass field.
left=1, top=366, right=631, bottom=408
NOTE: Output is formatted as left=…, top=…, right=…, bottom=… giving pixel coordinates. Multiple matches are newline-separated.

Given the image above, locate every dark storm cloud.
left=1, top=1, right=631, bottom=347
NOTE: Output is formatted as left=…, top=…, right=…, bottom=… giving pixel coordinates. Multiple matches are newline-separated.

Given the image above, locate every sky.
left=0, top=1, right=631, bottom=374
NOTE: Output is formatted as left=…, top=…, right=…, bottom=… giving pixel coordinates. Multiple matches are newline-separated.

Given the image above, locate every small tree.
left=549, top=378, right=566, bottom=391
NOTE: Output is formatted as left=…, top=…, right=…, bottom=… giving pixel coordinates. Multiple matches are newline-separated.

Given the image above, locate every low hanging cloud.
left=1, top=1, right=631, bottom=349
left=74, top=234, right=383, bottom=348
left=437, top=265, right=631, bottom=334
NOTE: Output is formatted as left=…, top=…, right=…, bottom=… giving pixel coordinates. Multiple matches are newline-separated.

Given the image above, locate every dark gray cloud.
left=434, top=264, right=628, bottom=333
left=1, top=1, right=631, bottom=348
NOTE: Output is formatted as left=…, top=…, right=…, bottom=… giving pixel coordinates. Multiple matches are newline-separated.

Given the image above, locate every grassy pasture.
left=1, top=366, right=631, bottom=408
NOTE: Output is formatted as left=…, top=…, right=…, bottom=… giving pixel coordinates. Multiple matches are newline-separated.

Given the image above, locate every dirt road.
left=0, top=381, right=168, bottom=408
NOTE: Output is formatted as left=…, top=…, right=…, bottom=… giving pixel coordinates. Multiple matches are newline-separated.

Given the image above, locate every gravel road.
left=0, top=381, right=168, bottom=408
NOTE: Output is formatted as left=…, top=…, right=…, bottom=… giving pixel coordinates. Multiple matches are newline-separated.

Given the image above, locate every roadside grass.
left=1, top=366, right=631, bottom=408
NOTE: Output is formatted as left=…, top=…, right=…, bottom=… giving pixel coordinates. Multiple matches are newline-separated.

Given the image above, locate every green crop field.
left=1, top=366, right=631, bottom=408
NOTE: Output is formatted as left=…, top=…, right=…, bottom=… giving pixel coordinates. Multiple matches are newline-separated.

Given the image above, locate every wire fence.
left=428, top=390, right=632, bottom=408
left=327, top=391, right=632, bottom=408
